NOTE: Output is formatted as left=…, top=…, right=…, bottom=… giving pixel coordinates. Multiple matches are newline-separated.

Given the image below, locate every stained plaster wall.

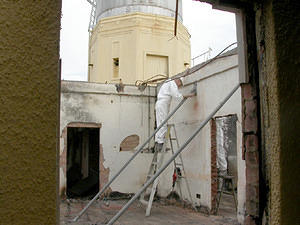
left=0, top=0, right=61, bottom=224
left=161, top=52, right=245, bottom=222
left=255, top=1, right=300, bottom=224
left=60, top=81, right=156, bottom=195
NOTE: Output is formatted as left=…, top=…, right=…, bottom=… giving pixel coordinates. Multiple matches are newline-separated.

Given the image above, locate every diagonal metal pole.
left=73, top=97, right=187, bottom=222
left=106, top=84, right=240, bottom=225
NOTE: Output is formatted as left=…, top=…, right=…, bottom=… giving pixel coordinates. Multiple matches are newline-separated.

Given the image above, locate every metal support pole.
left=73, top=97, right=187, bottom=222
left=174, top=0, right=179, bottom=36
left=106, top=84, right=240, bottom=225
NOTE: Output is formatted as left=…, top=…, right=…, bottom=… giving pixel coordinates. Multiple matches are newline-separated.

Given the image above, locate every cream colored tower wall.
left=88, top=12, right=191, bottom=84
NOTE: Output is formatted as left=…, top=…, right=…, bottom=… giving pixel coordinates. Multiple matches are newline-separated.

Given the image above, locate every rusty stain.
left=193, top=101, right=199, bottom=111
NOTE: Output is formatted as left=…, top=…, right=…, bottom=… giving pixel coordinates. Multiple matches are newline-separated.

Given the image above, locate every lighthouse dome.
left=95, top=0, right=183, bottom=22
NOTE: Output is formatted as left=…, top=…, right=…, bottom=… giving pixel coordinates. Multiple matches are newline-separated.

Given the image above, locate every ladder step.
left=170, top=138, right=177, bottom=140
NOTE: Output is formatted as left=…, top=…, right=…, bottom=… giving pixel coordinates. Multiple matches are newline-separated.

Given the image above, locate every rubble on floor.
left=61, top=194, right=239, bottom=225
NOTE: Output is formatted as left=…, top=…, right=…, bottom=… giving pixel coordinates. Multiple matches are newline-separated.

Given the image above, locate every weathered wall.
left=60, top=52, right=244, bottom=221
left=163, top=52, right=245, bottom=222
left=0, top=0, right=61, bottom=224
left=255, top=1, right=300, bottom=225
left=88, top=12, right=191, bottom=84
left=273, top=2, right=300, bottom=224
left=195, top=1, right=299, bottom=224
left=197, top=1, right=300, bottom=224
left=60, top=82, right=156, bottom=195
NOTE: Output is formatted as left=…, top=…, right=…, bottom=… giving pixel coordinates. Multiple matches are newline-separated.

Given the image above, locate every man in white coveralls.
left=154, top=78, right=195, bottom=150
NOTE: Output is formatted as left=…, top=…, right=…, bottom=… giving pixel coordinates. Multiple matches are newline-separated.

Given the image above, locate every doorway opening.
left=67, top=127, right=100, bottom=198
left=211, top=114, right=238, bottom=215
left=216, top=115, right=238, bottom=184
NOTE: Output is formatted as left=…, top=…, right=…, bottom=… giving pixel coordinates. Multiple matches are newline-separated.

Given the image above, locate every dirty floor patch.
left=61, top=195, right=239, bottom=225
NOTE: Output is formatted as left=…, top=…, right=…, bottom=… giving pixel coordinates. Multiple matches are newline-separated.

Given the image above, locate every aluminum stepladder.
left=139, top=127, right=171, bottom=216
left=168, top=124, right=194, bottom=206
left=140, top=124, right=194, bottom=217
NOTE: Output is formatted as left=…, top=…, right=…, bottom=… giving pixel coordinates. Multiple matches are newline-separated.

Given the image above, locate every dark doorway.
left=67, top=127, right=99, bottom=198
left=211, top=114, right=238, bottom=215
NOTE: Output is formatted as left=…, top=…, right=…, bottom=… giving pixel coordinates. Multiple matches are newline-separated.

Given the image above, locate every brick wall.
left=242, top=83, right=260, bottom=225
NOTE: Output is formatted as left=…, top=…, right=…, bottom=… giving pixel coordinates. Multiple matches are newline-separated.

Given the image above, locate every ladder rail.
left=87, top=0, right=97, bottom=33
left=169, top=124, right=193, bottom=205
left=139, top=148, right=159, bottom=202
left=106, top=84, right=240, bottom=225
left=73, top=97, right=188, bottom=222
left=168, top=125, right=183, bottom=197
left=145, top=178, right=159, bottom=216
left=143, top=127, right=170, bottom=216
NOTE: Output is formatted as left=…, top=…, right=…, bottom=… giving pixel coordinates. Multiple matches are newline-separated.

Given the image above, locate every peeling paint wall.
left=162, top=52, right=245, bottom=222
left=60, top=82, right=156, bottom=196
left=0, top=0, right=61, bottom=224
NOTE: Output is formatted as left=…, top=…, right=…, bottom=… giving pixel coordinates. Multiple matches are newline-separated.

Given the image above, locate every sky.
left=60, top=0, right=237, bottom=81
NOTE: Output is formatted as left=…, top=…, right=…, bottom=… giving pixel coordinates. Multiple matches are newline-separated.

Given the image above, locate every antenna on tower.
left=86, top=0, right=97, bottom=34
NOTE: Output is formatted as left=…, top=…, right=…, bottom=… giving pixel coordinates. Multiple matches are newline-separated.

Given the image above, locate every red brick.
left=246, top=162, right=259, bottom=183
left=245, top=215, right=258, bottom=225
left=245, top=100, right=257, bottom=114
left=246, top=184, right=258, bottom=200
left=245, top=135, right=259, bottom=152
left=246, top=151, right=259, bottom=167
left=242, top=83, right=257, bottom=100
left=243, top=100, right=258, bottom=133
left=246, top=185, right=259, bottom=216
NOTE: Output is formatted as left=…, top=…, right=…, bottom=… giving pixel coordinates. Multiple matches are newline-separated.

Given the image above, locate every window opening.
left=113, top=58, right=119, bottom=78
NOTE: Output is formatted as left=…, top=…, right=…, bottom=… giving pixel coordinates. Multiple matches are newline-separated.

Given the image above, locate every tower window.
left=113, top=58, right=119, bottom=78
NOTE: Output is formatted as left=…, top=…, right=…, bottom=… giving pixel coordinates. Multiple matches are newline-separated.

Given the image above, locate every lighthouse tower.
left=88, top=0, right=191, bottom=85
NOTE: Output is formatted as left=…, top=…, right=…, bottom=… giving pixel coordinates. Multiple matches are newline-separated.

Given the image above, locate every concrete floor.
left=61, top=194, right=239, bottom=225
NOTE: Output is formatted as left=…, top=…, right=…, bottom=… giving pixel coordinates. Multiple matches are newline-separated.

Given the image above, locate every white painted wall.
left=158, top=51, right=245, bottom=222
left=60, top=81, right=156, bottom=194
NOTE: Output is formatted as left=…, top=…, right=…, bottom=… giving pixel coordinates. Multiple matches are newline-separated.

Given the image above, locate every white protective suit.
left=155, top=80, right=183, bottom=144
left=216, top=118, right=228, bottom=172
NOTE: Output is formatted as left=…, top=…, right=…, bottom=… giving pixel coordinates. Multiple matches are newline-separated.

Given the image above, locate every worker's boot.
left=154, top=142, right=164, bottom=152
